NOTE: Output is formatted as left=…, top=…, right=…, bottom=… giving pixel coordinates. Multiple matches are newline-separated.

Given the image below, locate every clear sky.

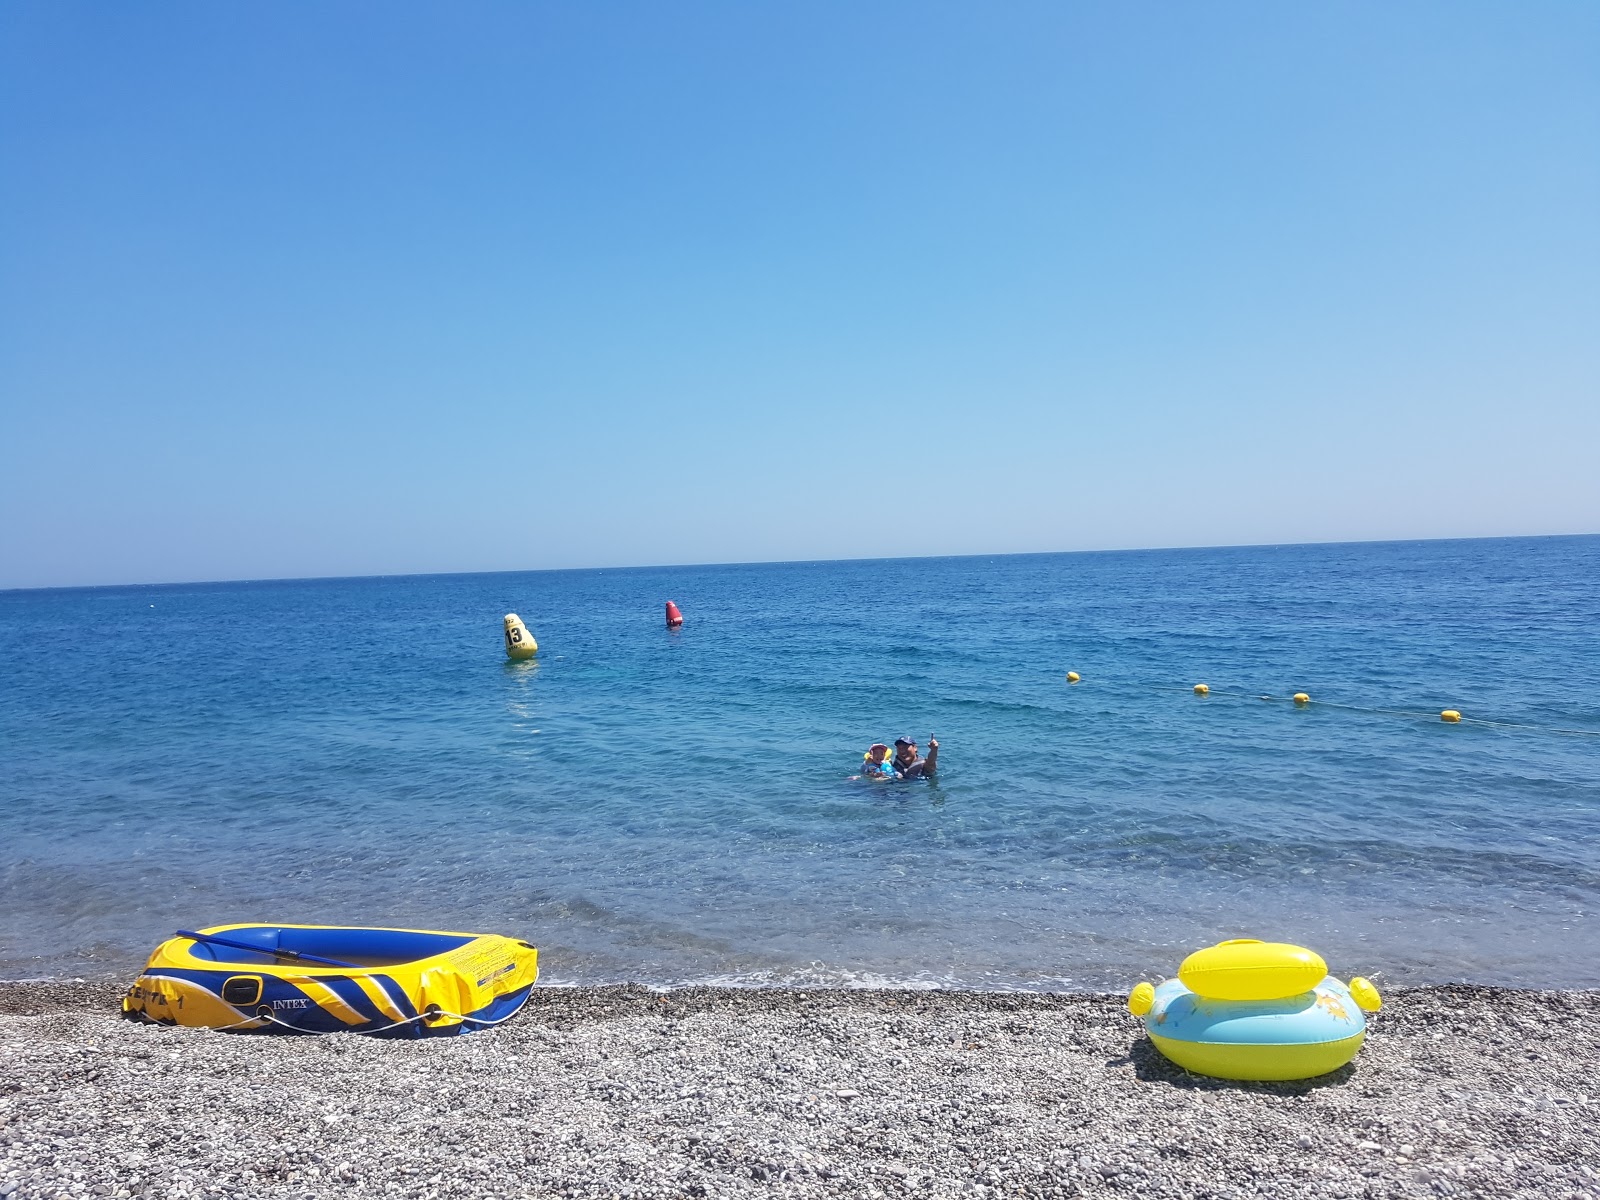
left=2, top=2, right=1596, bottom=588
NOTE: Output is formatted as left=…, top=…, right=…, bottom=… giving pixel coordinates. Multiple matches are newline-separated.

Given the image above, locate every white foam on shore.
left=534, top=965, right=1097, bottom=993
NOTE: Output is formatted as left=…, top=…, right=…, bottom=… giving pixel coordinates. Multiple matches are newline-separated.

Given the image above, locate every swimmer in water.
left=891, top=735, right=938, bottom=779
left=857, top=743, right=896, bottom=779
left=851, top=737, right=939, bottom=780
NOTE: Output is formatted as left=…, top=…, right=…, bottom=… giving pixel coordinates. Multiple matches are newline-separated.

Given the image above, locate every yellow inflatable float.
left=123, top=924, right=540, bottom=1038
left=1128, top=939, right=1381, bottom=1080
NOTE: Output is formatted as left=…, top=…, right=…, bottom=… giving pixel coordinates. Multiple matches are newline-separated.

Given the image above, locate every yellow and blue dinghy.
left=122, top=924, right=539, bottom=1038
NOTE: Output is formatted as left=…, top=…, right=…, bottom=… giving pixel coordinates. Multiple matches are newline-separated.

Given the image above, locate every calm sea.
left=2, top=537, right=1597, bottom=990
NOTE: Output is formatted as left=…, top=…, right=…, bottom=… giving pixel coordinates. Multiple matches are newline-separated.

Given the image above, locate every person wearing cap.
left=891, top=735, right=938, bottom=779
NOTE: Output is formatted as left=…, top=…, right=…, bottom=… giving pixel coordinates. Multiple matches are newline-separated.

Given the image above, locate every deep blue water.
left=2, top=537, right=1597, bottom=989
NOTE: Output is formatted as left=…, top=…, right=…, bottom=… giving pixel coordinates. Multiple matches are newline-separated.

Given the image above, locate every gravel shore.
left=1, top=982, right=1596, bottom=1199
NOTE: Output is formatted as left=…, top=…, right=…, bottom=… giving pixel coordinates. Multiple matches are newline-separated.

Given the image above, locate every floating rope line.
left=1256, top=694, right=1445, bottom=721
left=1256, top=693, right=1600, bottom=737
left=1070, top=677, right=1600, bottom=738
left=1429, top=714, right=1599, bottom=738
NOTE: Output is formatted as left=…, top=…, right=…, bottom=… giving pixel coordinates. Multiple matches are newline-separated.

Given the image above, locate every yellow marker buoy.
left=1293, top=692, right=1310, bottom=705
left=1440, top=709, right=1461, bottom=723
left=503, top=613, right=538, bottom=661
left=1066, top=671, right=1080, bottom=683
left=1193, top=683, right=1209, bottom=695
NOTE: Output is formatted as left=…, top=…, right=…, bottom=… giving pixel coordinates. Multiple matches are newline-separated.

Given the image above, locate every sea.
left=2, top=536, right=1597, bottom=991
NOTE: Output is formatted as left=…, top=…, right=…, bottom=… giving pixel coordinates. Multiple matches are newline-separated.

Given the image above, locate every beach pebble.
left=3, top=982, right=1598, bottom=1200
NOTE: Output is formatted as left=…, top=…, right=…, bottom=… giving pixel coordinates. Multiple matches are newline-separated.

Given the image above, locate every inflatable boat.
left=122, top=923, right=539, bottom=1037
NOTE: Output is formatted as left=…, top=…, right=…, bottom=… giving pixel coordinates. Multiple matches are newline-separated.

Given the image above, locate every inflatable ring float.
left=1128, top=939, right=1382, bottom=1081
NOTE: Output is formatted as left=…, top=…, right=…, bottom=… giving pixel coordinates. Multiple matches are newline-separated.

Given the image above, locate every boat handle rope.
left=204, top=995, right=533, bottom=1036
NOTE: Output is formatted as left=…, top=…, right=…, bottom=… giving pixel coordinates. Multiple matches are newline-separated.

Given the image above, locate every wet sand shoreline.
left=2, top=982, right=1596, bottom=1198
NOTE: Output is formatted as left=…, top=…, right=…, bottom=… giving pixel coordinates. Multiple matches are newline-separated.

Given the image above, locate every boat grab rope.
left=206, top=994, right=532, bottom=1036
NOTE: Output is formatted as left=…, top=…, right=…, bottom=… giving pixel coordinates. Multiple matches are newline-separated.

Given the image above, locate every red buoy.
left=665, top=601, right=684, bottom=628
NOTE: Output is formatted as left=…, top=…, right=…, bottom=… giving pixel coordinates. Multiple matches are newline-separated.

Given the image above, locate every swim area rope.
left=1083, top=680, right=1600, bottom=738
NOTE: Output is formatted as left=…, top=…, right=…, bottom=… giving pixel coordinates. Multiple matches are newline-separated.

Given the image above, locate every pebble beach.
left=2, top=982, right=1596, bottom=1199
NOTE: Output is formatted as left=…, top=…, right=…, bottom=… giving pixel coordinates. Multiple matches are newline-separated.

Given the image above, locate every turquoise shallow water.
left=2, top=536, right=1597, bottom=989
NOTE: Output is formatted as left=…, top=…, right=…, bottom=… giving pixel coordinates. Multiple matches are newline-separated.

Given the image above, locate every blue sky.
left=3, top=2, right=1596, bottom=588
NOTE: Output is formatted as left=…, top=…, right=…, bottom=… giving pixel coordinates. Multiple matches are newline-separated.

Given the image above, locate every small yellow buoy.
left=1440, top=709, right=1461, bottom=723
left=1193, top=683, right=1209, bottom=695
left=1293, top=692, right=1310, bottom=705
left=1066, top=671, right=1080, bottom=683
left=1127, top=981, right=1155, bottom=1016
left=503, top=613, right=538, bottom=661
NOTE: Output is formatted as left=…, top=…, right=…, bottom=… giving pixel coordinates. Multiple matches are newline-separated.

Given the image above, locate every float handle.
left=177, top=930, right=362, bottom=970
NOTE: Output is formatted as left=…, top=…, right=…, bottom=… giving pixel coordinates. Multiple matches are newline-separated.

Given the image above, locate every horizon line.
left=4, top=530, right=1596, bottom=595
